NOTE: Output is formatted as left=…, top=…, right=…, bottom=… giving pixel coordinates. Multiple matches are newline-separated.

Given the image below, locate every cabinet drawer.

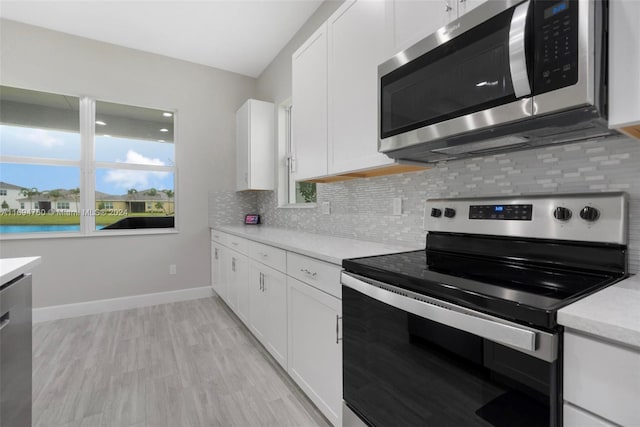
left=211, top=229, right=227, bottom=245
left=226, top=234, right=250, bottom=255
left=287, top=252, right=341, bottom=299
left=249, top=241, right=286, bottom=273
left=564, top=331, right=640, bottom=427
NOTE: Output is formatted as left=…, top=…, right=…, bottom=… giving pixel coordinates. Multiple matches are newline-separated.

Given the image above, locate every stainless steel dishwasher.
left=1, top=273, right=32, bottom=427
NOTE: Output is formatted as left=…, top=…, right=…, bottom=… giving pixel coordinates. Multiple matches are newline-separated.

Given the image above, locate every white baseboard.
left=33, top=285, right=214, bottom=323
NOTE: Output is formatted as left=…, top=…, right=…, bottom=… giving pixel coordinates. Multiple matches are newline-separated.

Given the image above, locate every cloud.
left=103, top=150, right=169, bottom=190
left=22, top=129, right=65, bottom=148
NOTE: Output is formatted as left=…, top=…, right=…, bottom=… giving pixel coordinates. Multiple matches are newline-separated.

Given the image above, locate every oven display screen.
left=544, top=0, right=569, bottom=19
left=469, top=204, right=533, bottom=220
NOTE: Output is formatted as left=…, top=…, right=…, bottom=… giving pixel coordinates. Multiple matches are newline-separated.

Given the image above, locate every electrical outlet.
left=169, top=264, right=177, bottom=275
left=322, top=201, right=331, bottom=215
left=392, top=197, right=402, bottom=216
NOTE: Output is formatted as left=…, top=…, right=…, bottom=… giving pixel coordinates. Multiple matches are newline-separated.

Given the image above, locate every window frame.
left=276, top=98, right=316, bottom=209
left=0, top=86, right=178, bottom=240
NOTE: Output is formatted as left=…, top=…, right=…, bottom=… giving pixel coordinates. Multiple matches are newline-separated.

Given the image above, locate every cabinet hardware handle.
left=459, top=0, right=466, bottom=3
left=214, top=248, right=218, bottom=259
left=259, top=272, right=263, bottom=291
left=300, top=268, right=318, bottom=279
left=445, top=1, right=452, bottom=11
left=0, top=312, right=10, bottom=332
left=232, top=258, right=236, bottom=272
left=336, top=315, right=343, bottom=344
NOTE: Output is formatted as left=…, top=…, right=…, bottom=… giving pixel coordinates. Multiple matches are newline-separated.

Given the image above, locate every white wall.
left=0, top=19, right=256, bottom=308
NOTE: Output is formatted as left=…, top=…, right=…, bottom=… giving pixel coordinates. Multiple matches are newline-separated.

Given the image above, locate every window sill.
left=0, top=228, right=178, bottom=241
left=277, top=203, right=317, bottom=209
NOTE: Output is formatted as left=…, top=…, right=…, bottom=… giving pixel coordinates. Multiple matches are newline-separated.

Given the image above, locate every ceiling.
left=0, top=0, right=324, bottom=78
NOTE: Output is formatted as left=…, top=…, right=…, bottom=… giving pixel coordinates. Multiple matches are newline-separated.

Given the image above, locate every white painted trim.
left=33, top=285, right=213, bottom=323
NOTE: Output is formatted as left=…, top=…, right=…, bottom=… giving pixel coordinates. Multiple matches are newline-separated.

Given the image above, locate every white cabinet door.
left=236, top=101, right=250, bottom=190
left=248, top=264, right=268, bottom=343
left=263, top=265, right=288, bottom=368
left=327, top=0, right=394, bottom=175
left=608, top=0, right=640, bottom=135
left=458, top=0, right=487, bottom=17
left=236, top=99, right=275, bottom=191
left=232, top=252, right=249, bottom=324
left=292, top=23, right=328, bottom=180
left=211, top=242, right=226, bottom=300
left=387, top=0, right=456, bottom=55
left=287, top=277, right=342, bottom=426
left=249, top=262, right=288, bottom=369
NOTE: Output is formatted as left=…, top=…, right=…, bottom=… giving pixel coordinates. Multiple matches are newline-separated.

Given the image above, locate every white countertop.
left=558, top=274, right=640, bottom=349
left=213, top=225, right=422, bottom=265
left=0, top=256, right=41, bottom=284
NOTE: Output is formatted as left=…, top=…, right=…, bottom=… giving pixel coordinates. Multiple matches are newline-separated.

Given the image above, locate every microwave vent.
left=431, top=136, right=530, bottom=155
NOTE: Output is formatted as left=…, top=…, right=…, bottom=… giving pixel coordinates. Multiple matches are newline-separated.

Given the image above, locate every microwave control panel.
left=533, top=0, right=579, bottom=94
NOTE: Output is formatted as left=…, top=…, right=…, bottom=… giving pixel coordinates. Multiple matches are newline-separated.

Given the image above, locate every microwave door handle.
left=509, top=0, right=532, bottom=98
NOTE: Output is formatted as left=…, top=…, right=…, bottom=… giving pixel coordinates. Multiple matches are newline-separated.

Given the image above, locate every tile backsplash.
left=210, top=135, right=640, bottom=273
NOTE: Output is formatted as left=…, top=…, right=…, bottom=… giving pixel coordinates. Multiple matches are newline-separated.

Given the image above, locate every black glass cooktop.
left=342, top=249, right=625, bottom=330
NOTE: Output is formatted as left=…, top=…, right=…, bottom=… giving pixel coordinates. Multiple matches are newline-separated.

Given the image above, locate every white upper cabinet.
left=386, top=0, right=455, bottom=55
left=458, top=0, right=488, bottom=17
left=236, top=99, right=275, bottom=191
left=387, top=0, right=488, bottom=56
left=327, top=0, right=394, bottom=174
left=608, top=0, right=640, bottom=139
left=292, top=23, right=329, bottom=181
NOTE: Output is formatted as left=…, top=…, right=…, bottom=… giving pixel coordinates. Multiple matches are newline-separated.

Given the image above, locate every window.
left=0, top=190, right=6, bottom=196
left=0, top=85, right=176, bottom=237
left=278, top=100, right=316, bottom=207
left=94, top=101, right=175, bottom=231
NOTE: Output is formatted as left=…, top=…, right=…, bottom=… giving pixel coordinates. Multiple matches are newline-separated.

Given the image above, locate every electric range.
left=341, top=192, right=629, bottom=427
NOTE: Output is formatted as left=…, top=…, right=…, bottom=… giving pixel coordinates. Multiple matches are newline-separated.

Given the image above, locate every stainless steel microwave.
left=378, top=0, right=617, bottom=162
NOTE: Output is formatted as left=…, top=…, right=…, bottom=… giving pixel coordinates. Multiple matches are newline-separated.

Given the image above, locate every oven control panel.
left=424, top=192, right=628, bottom=245
left=469, top=204, right=533, bottom=220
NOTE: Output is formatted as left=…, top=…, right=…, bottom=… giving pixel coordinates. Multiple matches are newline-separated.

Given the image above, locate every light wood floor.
left=32, top=296, right=332, bottom=427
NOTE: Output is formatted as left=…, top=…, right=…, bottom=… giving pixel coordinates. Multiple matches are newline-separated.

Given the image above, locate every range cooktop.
left=343, top=193, right=629, bottom=330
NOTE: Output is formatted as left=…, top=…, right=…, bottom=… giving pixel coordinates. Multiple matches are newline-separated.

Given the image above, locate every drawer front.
left=211, top=229, right=227, bottom=245
left=226, top=234, right=250, bottom=255
left=249, top=241, right=286, bottom=273
left=287, top=252, right=341, bottom=299
left=564, top=331, right=640, bottom=427
left=563, top=403, right=615, bottom=427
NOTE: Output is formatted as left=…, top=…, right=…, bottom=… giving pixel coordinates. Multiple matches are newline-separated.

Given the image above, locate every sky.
left=0, top=125, right=174, bottom=195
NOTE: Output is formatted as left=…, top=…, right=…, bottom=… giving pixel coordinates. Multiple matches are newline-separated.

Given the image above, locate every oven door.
left=341, top=273, right=561, bottom=427
left=378, top=0, right=533, bottom=154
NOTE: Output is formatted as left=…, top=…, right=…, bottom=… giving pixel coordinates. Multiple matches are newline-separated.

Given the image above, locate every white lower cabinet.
left=563, top=331, right=640, bottom=427
left=211, top=229, right=343, bottom=426
left=249, top=261, right=288, bottom=369
left=227, top=250, right=249, bottom=324
left=564, top=403, right=615, bottom=427
left=287, top=276, right=342, bottom=426
left=211, top=242, right=226, bottom=300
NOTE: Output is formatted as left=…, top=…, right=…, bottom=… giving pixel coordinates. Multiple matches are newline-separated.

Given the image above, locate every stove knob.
left=431, top=208, right=442, bottom=218
left=444, top=208, right=456, bottom=218
left=579, top=206, right=600, bottom=222
left=553, top=206, right=572, bottom=221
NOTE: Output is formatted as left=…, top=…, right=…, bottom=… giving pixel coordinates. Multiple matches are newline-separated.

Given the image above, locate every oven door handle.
left=509, top=0, right=532, bottom=98
left=342, top=273, right=537, bottom=352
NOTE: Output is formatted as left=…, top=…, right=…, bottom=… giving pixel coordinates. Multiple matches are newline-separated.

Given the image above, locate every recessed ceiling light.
left=96, top=120, right=107, bottom=126
left=163, top=112, right=173, bottom=117
left=160, top=128, right=169, bottom=132
left=158, top=139, right=165, bottom=142
left=103, top=134, right=111, bottom=137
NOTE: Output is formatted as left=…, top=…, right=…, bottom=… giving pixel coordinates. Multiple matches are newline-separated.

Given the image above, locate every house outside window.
left=0, top=85, right=177, bottom=237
